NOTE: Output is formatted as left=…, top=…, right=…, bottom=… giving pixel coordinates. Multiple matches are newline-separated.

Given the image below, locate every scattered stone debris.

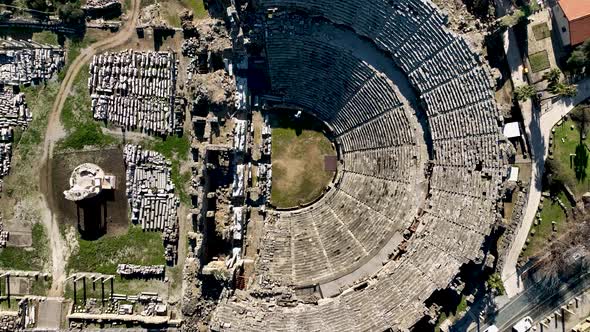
left=0, top=218, right=7, bottom=248
left=0, top=39, right=64, bottom=86
left=0, top=88, right=32, bottom=190
left=124, top=144, right=179, bottom=264
left=82, top=0, right=121, bottom=11
left=88, top=50, right=184, bottom=135
left=116, top=264, right=165, bottom=277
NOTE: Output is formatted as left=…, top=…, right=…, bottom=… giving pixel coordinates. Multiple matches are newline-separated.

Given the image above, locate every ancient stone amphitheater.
left=212, top=0, right=511, bottom=330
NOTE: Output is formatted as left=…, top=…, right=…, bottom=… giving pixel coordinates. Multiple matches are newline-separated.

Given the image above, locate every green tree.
left=58, top=2, right=84, bottom=25
left=552, top=82, right=578, bottom=97
left=543, top=68, right=562, bottom=86
left=567, top=39, right=590, bottom=73
left=25, top=0, right=47, bottom=11
left=567, top=49, right=588, bottom=71
left=571, top=105, right=590, bottom=137
left=514, top=84, right=536, bottom=101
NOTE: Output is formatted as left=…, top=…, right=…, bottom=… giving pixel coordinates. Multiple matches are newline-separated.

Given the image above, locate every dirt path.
left=39, top=0, right=141, bottom=297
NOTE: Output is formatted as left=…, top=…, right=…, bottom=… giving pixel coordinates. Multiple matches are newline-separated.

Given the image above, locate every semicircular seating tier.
left=211, top=0, right=510, bottom=331
left=257, top=14, right=427, bottom=288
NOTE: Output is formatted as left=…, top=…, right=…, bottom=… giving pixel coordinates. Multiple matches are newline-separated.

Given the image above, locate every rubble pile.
left=0, top=313, right=18, bottom=331
left=88, top=50, right=183, bottom=135
left=0, top=39, right=64, bottom=85
left=0, top=89, right=32, bottom=189
left=124, top=144, right=179, bottom=263
left=0, top=219, right=7, bottom=248
left=181, top=19, right=231, bottom=77
left=116, top=264, right=165, bottom=277
left=82, top=0, right=120, bottom=10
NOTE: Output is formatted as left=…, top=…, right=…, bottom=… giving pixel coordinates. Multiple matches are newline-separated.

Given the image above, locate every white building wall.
left=552, top=4, right=571, bottom=46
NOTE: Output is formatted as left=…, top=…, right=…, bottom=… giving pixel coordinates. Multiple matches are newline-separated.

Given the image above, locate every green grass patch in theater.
left=269, top=111, right=336, bottom=208
left=529, top=50, right=550, bottom=73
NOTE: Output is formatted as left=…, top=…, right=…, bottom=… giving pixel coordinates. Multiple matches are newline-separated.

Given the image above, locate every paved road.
left=470, top=270, right=590, bottom=332
left=39, top=0, right=141, bottom=297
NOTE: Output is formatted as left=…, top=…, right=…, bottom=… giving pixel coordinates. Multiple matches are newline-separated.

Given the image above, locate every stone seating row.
left=342, top=145, right=419, bottom=182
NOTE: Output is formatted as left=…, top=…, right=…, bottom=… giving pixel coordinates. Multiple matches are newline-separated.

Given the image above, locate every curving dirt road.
left=39, top=0, right=141, bottom=296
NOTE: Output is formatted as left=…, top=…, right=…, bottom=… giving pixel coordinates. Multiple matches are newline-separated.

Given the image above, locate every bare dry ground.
left=269, top=111, right=336, bottom=208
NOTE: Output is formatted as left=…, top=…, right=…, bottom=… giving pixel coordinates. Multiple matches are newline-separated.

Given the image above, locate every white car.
left=484, top=326, right=499, bottom=332
left=513, top=316, right=534, bottom=332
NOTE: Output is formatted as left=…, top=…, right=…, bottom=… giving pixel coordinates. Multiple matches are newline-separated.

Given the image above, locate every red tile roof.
left=558, top=0, right=590, bottom=45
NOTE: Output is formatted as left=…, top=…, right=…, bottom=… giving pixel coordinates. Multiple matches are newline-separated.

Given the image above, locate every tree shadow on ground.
left=574, top=142, right=588, bottom=181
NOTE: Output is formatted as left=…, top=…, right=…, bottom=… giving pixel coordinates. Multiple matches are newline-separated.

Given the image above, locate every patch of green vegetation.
left=529, top=50, right=550, bottom=73
left=165, top=12, right=181, bottom=28
left=487, top=273, right=506, bottom=295
left=14, top=83, right=59, bottom=158
left=551, top=119, right=590, bottom=195
left=522, top=191, right=571, bottom=258
left=0, top=298, right=20, bottom=311
left=30, top=277, right=52, bottom=296
left=180, top=0, right=207, bottom=19
left=0, top=223, right=49, bottom=271
left=532, top=23, right=550, bottom=41
left=500, top=9, right=525, bottom=28
left=122, top=0, right=131, bottom=10
left=59, top=35, right=98, bottom=80
left=32, top=31, right=59, bottom=45
left=141, top=135, right=191, bottom=204
left=67, top=225, right=165, bottom=274
left=57, top=64, right=119, bottom=151
left=434, top=295, right=468, bottom=332
left=270, top=112, right=336, bottom=208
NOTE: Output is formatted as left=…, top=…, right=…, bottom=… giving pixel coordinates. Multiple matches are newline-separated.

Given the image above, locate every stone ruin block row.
left=0, top=90, right=31, bottom=128
left=116, top=264, right=165, bottom=276
left=0, top=39, right=64, bottom=86
left=0, top=220, right=8, bottom=248
left=0, top=89, right=32, bottom=191
left=124, top=144, right=180, bottom=263
left=82, top=0, right=120, bottom=10
left=89, top=50, right=182, bottom=135
left=124, top=144, right=178, bottom=231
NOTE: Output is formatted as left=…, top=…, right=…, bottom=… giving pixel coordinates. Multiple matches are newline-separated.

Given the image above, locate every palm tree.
left=543, top=68, right=562, bottom=86
left=514, top=84, right=537, bottom=101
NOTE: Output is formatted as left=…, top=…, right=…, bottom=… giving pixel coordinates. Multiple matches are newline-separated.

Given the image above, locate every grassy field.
left=522, top=191, right=571, bottom=258
left=529, top=50, right=550, bottom=73
left=552, top=119, right=590, bottom=195
left=532, top=23, right=550, bottom=41
left=67, top=225, right=165, bottom=274
left=32, top=31, right=59, bottom=46
left=270, top=112, right=336, bottom=208
left=180, top=0, right=207, bottom=19
left=3, top=82, right=60, bottom=198
left=58, top=64, right=119, bottom=151
left=0, top=223, right=49, bottom=271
